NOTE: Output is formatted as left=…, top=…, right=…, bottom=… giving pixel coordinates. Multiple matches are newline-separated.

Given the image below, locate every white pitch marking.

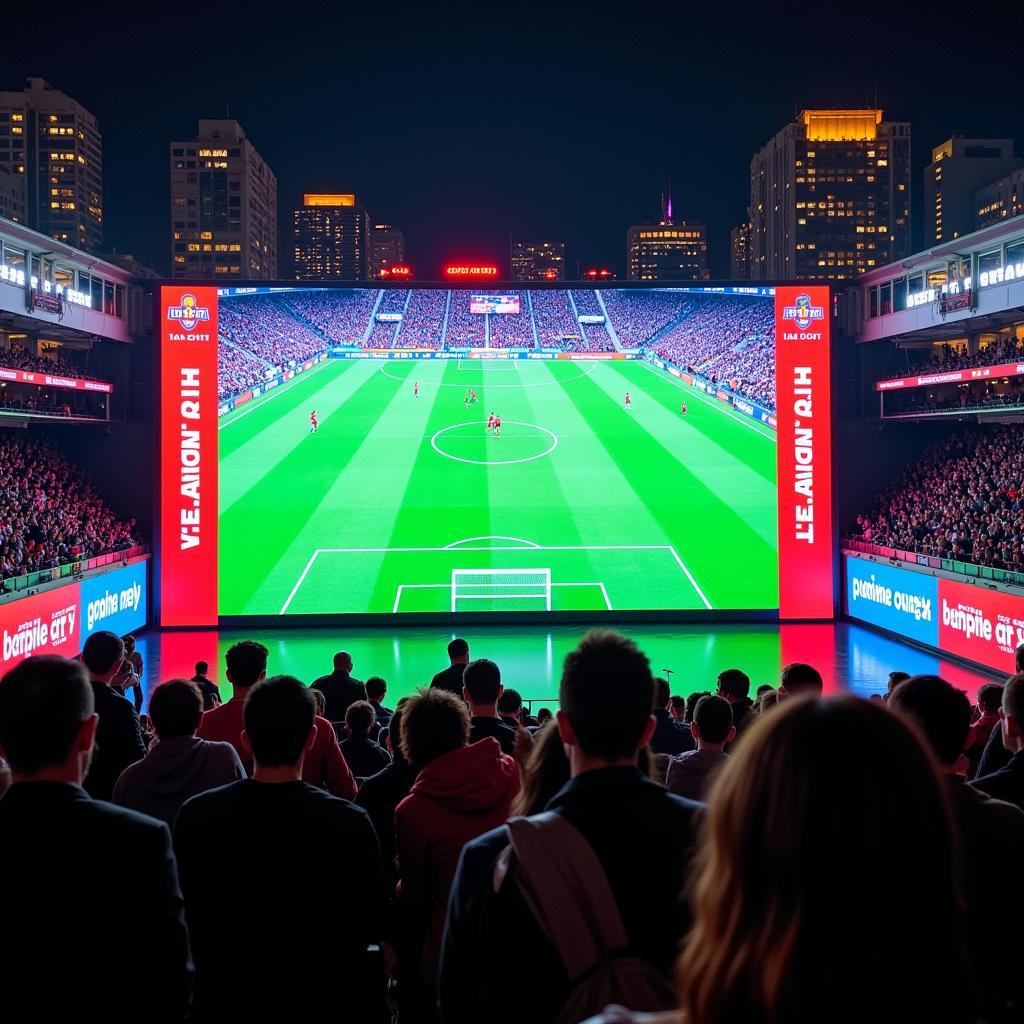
left=431, top=420, right=558, bottom=466
left=219, top=358, right=334, bottom=429
left=635, top=359, right=776, bottom=441
left=279, top=550, right=320, bottom=613
left=443, top=535, right=541, bottom=549
left=666, top=545, right=712, bottom=609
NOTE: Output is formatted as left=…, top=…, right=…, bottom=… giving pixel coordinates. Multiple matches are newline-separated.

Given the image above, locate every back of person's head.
left=684, top=690, right=710, bottom=722
left=194, top=660, right=209, bottom=677
left=448, top=637, right=469, bottom=662
left=497, top=687, right=523, bottom=716
left=716, top=668, right=751, bottom=701
left=536, top=706, right=554, bottom=725
left=886, top=670, right=911, bottom=696
left=123, top=635, right=136, bottom=652
left=678, top=696, right=969, bottom=1024
left=512, top=721, right=570, bottom=817
left=889, top=676, right=971, bottom=766
left=463, top=658, right=501, bottom=706
left=148, top=679, right=203, bottom=741
left=560, top=630, right=653, bottom=761
left=0, top=656, right=94, bottom=776
left=365, top=676, right=387, bottom=702
left=332, top=651, right=353, bottom=671
left=81, top=631, right=124, bottom=678
left=693, top=694, right=734, bottom=745
left=345, top=700, right=376, bottom=739
left=977, top=682, right=1003, bottom=715
left=757, top=689, right=779, bottom=715
left=780, top=662, right=824, bottom=696
left=309, top=687, right=326, bottom=717
left=1016, top=642, right=1024, bottom=674
left=400, top=688, right=469, bottom=768
left=756, top=684, right=775, bottom=697
left=387, top=699, right=409, bottom=760
left=226, top=640, right=268, bottom=689
left=243, top=676, right=315, bottom=768
left=653, top=677, right=671, bottom=709
left=1003, top=673, right=1024, bottom=722
left=669, top=694, right=686, bottom=716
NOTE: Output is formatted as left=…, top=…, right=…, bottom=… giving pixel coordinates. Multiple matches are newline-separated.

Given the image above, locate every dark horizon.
left=7, top=3, right=1021, bottom=279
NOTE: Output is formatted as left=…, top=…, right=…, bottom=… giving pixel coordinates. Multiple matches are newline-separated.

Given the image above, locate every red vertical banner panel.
left=775, top=286, right=834, bottom=619
left=159, top=286, right=219, bottom=626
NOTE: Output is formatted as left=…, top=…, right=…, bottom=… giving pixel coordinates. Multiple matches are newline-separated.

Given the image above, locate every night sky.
left=7, top=2, right=1021, bottom=279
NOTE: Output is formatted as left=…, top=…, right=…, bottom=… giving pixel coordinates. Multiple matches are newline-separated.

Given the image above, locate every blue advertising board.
left=844, top=555, right=939, bottom=648
left=80, top=560, right=148, bottom=642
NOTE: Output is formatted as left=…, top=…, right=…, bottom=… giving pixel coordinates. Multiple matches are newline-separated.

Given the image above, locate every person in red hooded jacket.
left=394, top=687, right=520, bottom=1020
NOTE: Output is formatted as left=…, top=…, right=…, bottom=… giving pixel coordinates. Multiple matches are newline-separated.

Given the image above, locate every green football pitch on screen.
left=218, top=358, right=778, bottom=615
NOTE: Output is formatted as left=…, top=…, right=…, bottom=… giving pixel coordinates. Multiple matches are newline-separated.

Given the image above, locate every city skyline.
left=4, top=3, right=1022, bottom=278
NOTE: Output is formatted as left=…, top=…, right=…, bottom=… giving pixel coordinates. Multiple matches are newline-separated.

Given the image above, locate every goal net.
left=451, top=568, right=552, bottom=612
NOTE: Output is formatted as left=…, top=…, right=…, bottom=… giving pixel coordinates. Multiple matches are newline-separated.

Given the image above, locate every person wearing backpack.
left=439, top=630, right=701, bottom=1024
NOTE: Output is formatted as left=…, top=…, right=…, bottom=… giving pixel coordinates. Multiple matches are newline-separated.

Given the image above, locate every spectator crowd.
left=853, top=424, right=1024, bottom=571
left=0, top=343, right=111, bottom=385
left=879, top=335, right=1024, bottom=385
left=0, top=432, right=142, bottom=579
left=2, top=627, right=1022, bottom=1023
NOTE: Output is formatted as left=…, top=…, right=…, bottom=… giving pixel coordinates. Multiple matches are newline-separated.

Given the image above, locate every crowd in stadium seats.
left=0, top=345, right=110, bottom=384
left=601, top=290, right=690, bottom=348
left=396, top=290, right=447, bottom=349
left=1, top=629, right=1018, bottom=1023
left=486, top=294, right=535, bottom=349
left=881, top=336, right=1024, bottom=382
left=651, top=298, right=777, bottom=409
left=212, top=290, right=780, bottom=396
left=885, top=380, right=1024, bottom=417
left=853, top=424, right=1024, bottom=570
left=0, top=433, right=141, bottom=579
left=530, top=289, right=579, bottom=348
left=217, top=343, right=270, bottom=402
left=579, top=322, right=616, bottom=351
left=444, top=291, right=487, bottom=348
left=366, top=290, right=409, bottom=348
left=286, top=290, right=378, bottom=346
left=218, top=296, right=327, bottom=370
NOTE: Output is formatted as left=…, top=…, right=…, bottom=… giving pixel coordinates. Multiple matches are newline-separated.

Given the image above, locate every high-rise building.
left=749, top=109, right=911, bottom=281
left=924, top=138, right=1020, bottom=244
left=0, top=78, right=102, bottom=252
left=292, top=194, right=370, bottom=281
left=976, top=167, right=1024, bottom=230
left=169, top=119, right=277, bottom=279
left=368, top=223, right=406, bottom=279
left=730, top=217, right=752, bottom=280
left=0, top=165, right=25, bottom=223
left=627, top=192, right=708, bottom=282
left=510, top=240, right=565, bottom=281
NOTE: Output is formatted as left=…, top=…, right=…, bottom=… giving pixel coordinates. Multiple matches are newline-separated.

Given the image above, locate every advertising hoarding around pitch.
left=845, top=553, right=1024, bottom=674
left=0, top=560, right=148, bottom=676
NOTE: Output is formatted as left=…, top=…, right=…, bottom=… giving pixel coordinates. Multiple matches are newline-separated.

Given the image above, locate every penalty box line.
left=393, top=581, right=613, bottom=613
left=280, top=544, right=710, bottom=613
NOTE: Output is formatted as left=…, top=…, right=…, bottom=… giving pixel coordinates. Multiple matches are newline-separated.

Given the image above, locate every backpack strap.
left=499, top=811, right=629, bottom=981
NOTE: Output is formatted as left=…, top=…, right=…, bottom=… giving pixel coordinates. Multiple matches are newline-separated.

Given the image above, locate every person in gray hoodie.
left=113, top=678, right=244, bottom=828
left=665, top=694, right=735, bottom=802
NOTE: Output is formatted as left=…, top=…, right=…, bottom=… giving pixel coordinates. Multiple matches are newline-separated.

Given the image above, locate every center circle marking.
left=430, top=420, right=559, bottom=466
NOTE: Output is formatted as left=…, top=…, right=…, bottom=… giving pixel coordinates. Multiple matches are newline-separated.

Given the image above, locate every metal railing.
left=843, top=538, right=1024, bottom=590
left=1, top=544, right=149, bottom=595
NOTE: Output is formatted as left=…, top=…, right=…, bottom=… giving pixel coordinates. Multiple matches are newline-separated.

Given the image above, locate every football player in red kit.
left=309, top=409, right=319, bottom=433
left=624, top=392, right=632, bottom=410
left=680, top=401, right=687, bottom=416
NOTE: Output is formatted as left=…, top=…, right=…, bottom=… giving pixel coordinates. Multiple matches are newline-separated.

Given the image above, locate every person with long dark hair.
left=587, top=696, right=975, bottom=1024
